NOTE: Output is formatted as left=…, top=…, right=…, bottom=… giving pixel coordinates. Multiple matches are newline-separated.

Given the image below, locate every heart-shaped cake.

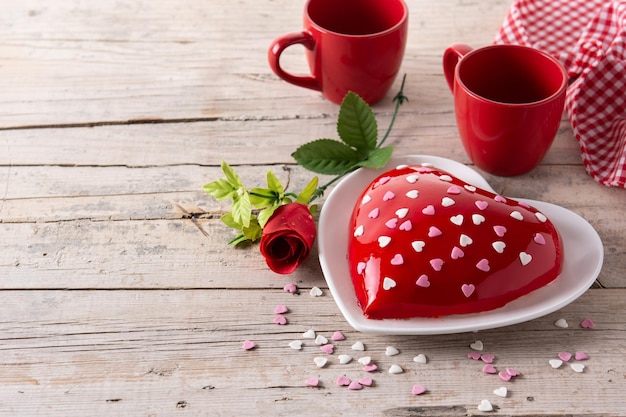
left=348, top=164, right=564, bottom=318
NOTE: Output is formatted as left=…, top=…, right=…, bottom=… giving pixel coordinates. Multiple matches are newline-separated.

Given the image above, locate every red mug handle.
left=443, top=43, right=474, bottom=92
left=268, top=32, right=321, bottom=92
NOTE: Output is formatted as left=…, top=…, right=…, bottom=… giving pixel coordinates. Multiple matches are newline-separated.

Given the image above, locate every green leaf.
left=221, top=161, right=244, bottom=188
left=203, top=179, right=235, bottom=200
left=257, top=205, right=278, bottom=227
left=231, top=189, right=252, bottom=228
left=266, top=170, right=284, bottom=196
left=221, top=212, right=242, bottom=229
left=296, top=176, right=319, bottom=205
left=292, top=139, right=362, bottom=175
left=337, top=92, right=378, bottom=152
left=249, top=187, right=278, bottom=208
left=242, top=219, right=263, bottom=241
left=228, top=233, right=251, bottom=246
left=357, top=146, right=394, bottom=169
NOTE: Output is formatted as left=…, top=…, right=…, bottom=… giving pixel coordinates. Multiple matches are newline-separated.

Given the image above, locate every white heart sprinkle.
left=472, top=214, right=486, bottom=225
left=288, top=340, right=303, bottom=350
left=396, top=164, right=409, bottom=170
left=510, top=210, right=524, bottom=221
left=314, top=335, right=328, bottom=345
left=411, top=241, right=426, bottom=252
left=554, top=318, right=569, bottom=329
left=354, top=225, right=364, bottom=237
left=519, top=252, right=532, bottom=266
left=358, top=356, right=371, bottom=365
left=535, top=212, right=547, bottom=222
left=405, top=190, right=419, bottom=199
left=361, top=195, right=372, bottom=204
left=378, top=236, right=391, bottom=248
left=302, top=329, right=316, bottom=339
left=571, top=363, right=585, bottom=373
left=549, top=359, right=563, bottom=368
left=396, top=208, right=409, bottom=218
left=388, top=364, right=404, bottom=374
left=460, top=234, right=473, bottom=247
left=385, top=346, right=400, bottom=356
left=442, top=197, right=456, bottom=207
left=338, top=354, right=353, bottom=364
left=413, top=354, right=427, bottom=364
left=492, top=241, right=506, bottom=253
left=352, top=341, right=365, bottom=351
left=439, top=174, right=453, bottom=182
left=493, top=387, right=508, bottom=398
left=464, top=185, right=477, bottom=192
left=470, top=340, right=484, bottom=351
left=383, top=277, right=396, bottom=290
left=450, top=214, right=464, bottom=226
left=310, top=287, right=323, bottom=297
left=477, top=399, right=493, bottom=412
left=406, top=175, right=419, bottom=184
left=313, top=357, right=328, bottom=368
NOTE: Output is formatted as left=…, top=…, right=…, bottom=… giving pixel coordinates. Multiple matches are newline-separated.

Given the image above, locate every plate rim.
left=317, top=155, right=604, bottom=335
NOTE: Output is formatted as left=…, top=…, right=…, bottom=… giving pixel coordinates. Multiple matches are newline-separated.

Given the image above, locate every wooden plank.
left=0, top=0, right=512, bottom=128
left=0, top=288, right=623, bottom=416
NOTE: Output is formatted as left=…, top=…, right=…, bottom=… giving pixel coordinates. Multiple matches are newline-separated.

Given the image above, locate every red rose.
left=259, top=203, right=316, bottom=274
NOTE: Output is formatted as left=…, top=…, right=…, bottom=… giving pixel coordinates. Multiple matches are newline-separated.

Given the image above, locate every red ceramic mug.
left=268, top=0, right=408, bottom=105
left=443, top=43, right=568, bottom=176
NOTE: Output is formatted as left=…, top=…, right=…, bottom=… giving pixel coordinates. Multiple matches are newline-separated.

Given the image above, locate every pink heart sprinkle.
left=493, top=225, right=507, bottom=237
left=411, top=385, right=427, bottom=395
left=467, top=352, right=481, bottom=360
left=336, top=375, right=351, bottom=386
left=428, top=226, right=442, bottom=237
left=383, top=191, right=395, bottom=201
left=575, top=351, right=589, bottom=361
left=357, top=262, right=367, bottom=274
left=461, top=284, right=475, bottom=297
left=451, top=246, right=464, bottom=259
left=274, top=305, right=288, bottom=314
left=320, top=344, right=334, bottom=354
left=475, top=200, right=489, bottom=210
left=506, top=368, right=521, bottom=377
left=377, top=176, right=391, bottom=187
left=476, top=258, right=490, bottom=272
left=447, top=185, right=462, bottom=195
left=273, top=316, right=287, bottom=325
left=399, top=220, right=413, bottom=231
left=385, top=218, right=398, bottom=228
left=430, top=258, right=444, bottom=271
left=391, top=254, right=404, bottom=265
left=558, top=352, right=572, bottom=362
left=498, top=371, right=512, bottom=382
left=416, top=274, right=431, bottom=288
left=368, top=208, right=380, bottom=219
left=363, top=364, right=378, bottom=372
left=331, top=331, right=345, bottom=341
left=534, top=233, right=546, bottom=245
left=422, top=205, right=436, bottom=215
left=358, top=377, right=373, bottom=387
left=482, top=364, right=497, bottom=374
left=283, top=283, right=297, bottom=293
left=242, top=340, right=256, bottom=350
left=581, top=318, right=595, bottom=329
left=348, top=381, right=363, bottom=390
left=495, top=195, right=507, bottom=203
left=305, top=377, right=319, bottom=387
left=418, top=166, right=433, bottom=173
left=481, top=354, right=495, bottom=364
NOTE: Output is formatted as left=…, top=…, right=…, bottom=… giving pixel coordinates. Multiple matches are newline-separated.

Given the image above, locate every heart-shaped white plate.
left=317, top=155, right=604, bottom=335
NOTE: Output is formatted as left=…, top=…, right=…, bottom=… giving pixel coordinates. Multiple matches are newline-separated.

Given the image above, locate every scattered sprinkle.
left=358, top=356, right=372, bottom=365
left=481, top=354, right=495, bottom=364
left=352, top=341, right=365, bottom=351
left=315, top=335, right=328, bottom=345
left=468, top=352, right=482, bottom=360
left=242, top=340, right=256, bottom=350
left=498, top=371, right=512, bottom=382
left=348, top=381, right=363, bottom=390
left=477, top=399, right=493, bottom=412
left=283, top=283, right=298, bottom=293
left=363, top=363, right=378, bottom=372
left=388, top=364, right=404, bottom=374
left=320, top=344, right=334, bottom=354
left=575, top=351, right=589, bottom=361
left=411, top=385, right=427, bottom=395
left=310, top=287, right=323, bottom=297
left=385, top=346, right=400, bottom=356
left=302, top=329, right=316, bottom=339
left=506, top=368, right=520, bottom=377
left=554, top=318, right=569, bottom=328
left=557, top=352, right=572, bottom=362
left=581, top=318, right=595, bottom=329
left=571, top=363, right=585, bottom=373
left=549, top=359, right=564, bottom=369
left=413, top=354, right=427, bottom=364
left=288, top=340, right=303, bottom=350
left=358, top=377, right=373, bottom=387
left=305, top=377, right=319, bottom=387
left=493, top=387, right=508, bottom=398
left=273, top=316, right=287, bottom=325
left=331, top=331, right=346, bottom=341
left=274, top=305, right=288, bottom=314
left=482, top=364, right=497, bottom=374
left=338, top=354, right=352, bottom=364
left=336, top=375, right=350, bottom=386
left=313, top=357, right=328, bottom=368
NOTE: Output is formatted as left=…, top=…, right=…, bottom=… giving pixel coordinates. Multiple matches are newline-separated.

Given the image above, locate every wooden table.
left=1, top=0, right=624, bottom=415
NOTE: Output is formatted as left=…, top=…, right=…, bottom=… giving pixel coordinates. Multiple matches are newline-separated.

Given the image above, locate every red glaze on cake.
left=348, top=164, right=563, bottom=318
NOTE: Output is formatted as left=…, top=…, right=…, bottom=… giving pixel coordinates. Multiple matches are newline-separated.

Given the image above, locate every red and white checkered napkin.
left=496, top=0, right=626, bottom=187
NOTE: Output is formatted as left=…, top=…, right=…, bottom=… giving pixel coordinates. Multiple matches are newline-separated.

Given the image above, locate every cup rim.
left=305, top=0, right=408, bottom=38
left=455, top=44, right=568, bottom=107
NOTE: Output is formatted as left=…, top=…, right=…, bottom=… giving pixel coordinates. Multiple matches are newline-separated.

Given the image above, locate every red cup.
left=443, top=43, right=567, bottom=176
left=268, top=0, right=408, bottom=105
